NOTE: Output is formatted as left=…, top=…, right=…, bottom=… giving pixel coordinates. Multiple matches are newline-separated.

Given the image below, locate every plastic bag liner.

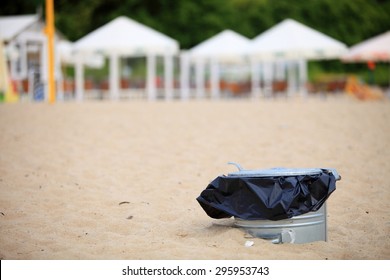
left=196, top=167, right=338, bottom=221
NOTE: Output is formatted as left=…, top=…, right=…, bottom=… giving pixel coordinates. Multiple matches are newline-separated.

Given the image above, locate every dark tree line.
left=2, top=0, right=390, bottom=48
left=2, top=0, right=390, bottom=85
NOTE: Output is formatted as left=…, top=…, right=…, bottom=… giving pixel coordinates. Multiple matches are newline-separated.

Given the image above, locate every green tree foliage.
left=2, top=0, right=390, bottom=85
left=2, top=0, right=389, bottom=48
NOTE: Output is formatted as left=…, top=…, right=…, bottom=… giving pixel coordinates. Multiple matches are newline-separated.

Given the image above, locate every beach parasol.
left=73, top=16, right=179, bottom=101
left=189, top=30, right=251, bottom=98
left=58, top=40, right=104, bottom=68
left=343, top=31, right=390, bottom=96
left=342, top=31, right=390, bottom=62
left=247, top=19, right=347, bottom=96
left=190, top=30, right=251, bottom=63
left=248, top=18, right=347, bottom=61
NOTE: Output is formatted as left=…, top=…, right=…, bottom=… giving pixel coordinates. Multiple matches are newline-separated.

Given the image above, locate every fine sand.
left=0, top=95, right=389, bottom=260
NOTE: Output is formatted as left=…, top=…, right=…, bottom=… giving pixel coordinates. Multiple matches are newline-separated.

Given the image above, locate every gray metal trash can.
left=227, top=163, right=340, bottom=244
left=235, top=203, right=327, bottom=244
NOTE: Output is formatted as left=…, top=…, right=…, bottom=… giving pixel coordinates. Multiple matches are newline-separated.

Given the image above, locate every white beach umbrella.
left=189, top=30, right=251, bottom=98
left=248, top=19, right=347, bottom=96
left=73, top=16, right=179, bottom=101
left=342, top=31, right=390, bottom=62
left=248, top=18, right=347, bottom=60
left=190, top=29, right=251, bottom=63
left=0, top=15, right=39, bottom=42
left=342, top=31, right=390, bottom=90
left=58, top=40, right=104, bottom=68
left=73, top=16, right=178, bottom=56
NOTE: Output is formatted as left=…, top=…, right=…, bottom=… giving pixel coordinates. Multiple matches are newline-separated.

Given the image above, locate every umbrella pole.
left=45, top=0, right=56, bottom=103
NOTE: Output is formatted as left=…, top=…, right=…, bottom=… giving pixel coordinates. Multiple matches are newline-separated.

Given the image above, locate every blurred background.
left=1, top=0, right=390, bottom=101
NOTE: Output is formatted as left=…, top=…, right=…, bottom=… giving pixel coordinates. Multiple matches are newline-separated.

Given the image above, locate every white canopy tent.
left=57, top=40, right=105, bottom=99
left=0, top=15, right=39, bottom=43
left=189, top=30, right=251, bottom=99
left=73, top=16, right=179, bottom=101
left=342, top=31, right=390, bottom=62
left=0, top=14, right=67, bottom=101
left=248, top=19, right=348, bottom=97
left=342, top=30, right=390, bottom=90
left=58, top=40, right=104, bottom=68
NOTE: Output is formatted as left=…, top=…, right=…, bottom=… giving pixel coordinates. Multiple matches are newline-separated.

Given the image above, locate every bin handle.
left=256, top=230, right=295, bottom=244
left=228, top=161, right=243, bottom=171
left=255, top=233, right=283, bottom=244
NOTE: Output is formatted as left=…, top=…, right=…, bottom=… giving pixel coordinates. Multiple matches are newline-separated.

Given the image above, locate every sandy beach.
left=0, top=95, right=389, bottom=260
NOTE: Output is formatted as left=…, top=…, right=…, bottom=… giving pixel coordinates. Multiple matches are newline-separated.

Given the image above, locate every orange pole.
left=46, top=0, right=55, bottom=103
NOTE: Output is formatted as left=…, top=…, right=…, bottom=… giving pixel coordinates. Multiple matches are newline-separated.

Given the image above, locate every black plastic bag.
left=196, top=170, right=337, bottom=221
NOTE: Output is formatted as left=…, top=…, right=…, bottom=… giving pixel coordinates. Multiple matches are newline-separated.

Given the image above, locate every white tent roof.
left=0, top=14, right=39, bottom=42
left=190, top=29, right=251, bottom=63
left=58, top=40, right=104, bottom=68
left=73, top=16, right=179, bottom=56
left=248, top=18, right=347, bottom=60
left=342, top=31, right=390, bottom=62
